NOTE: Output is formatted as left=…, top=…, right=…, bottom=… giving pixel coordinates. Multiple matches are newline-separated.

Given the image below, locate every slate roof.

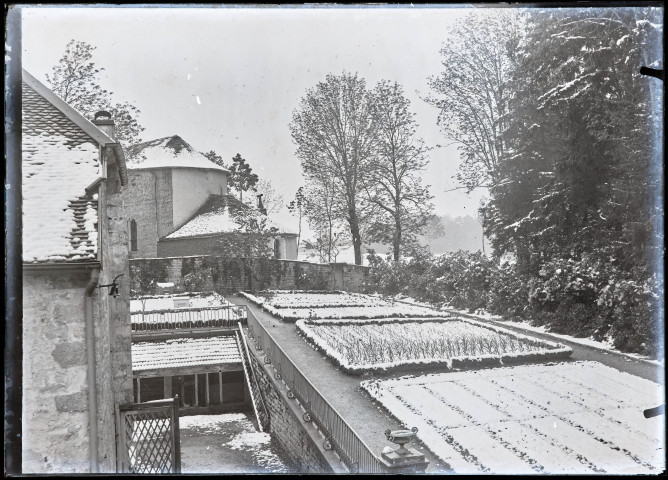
left=132, top=336, right=242, bottom=371
left=22, top=75, right=102, bottom=263
left=126, top=135, right=229, bottom=172
left=164, top=194, right=296, bottom=239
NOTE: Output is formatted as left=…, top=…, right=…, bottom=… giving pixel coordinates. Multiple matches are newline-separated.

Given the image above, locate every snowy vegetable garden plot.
left=361, top=361, right=665, bottom=474
left=240, top=290, right=444, bottom=321
left=296, top=317, right=571, bottom=374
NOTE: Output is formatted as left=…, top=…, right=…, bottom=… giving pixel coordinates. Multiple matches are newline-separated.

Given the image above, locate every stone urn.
left=384, top=427, right=418, bottom=455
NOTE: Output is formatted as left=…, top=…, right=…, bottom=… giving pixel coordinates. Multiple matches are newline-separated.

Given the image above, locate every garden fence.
left=246, top=309, right=385, bottom=473
left=131, top=305, right=247, bottom=332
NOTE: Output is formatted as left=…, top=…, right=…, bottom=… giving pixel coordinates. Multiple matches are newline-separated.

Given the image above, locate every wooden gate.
left=117, top=396, right=181, bottom=473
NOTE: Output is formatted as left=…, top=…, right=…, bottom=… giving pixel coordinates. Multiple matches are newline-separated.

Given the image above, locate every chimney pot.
left=92, top=111, right=115, bottom=140
left=257, top=194, right=267, bottom=215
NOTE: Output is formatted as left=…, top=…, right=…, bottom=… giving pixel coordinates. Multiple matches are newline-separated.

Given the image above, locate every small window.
left=274, top=239, right=280, bottom=259
left=129, top=219, right=138, bottom=252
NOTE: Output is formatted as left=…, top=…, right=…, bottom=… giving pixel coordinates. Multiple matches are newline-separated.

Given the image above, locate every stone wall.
left=157, top=234, right=299, bottom=261
left=130, top=255, right=369, bottom=295
left=22, top=155, right=134, bottom=474
left=98, top=161, right=134, bottom=466
left=22, top=269, right=102, bottom=473
left=125, top=170, right=173, bottom=259
left=247, top=348, right=340, bottom=473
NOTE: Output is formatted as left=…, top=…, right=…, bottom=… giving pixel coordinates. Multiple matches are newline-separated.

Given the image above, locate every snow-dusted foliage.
left=365, top=248, right=662, bottom=357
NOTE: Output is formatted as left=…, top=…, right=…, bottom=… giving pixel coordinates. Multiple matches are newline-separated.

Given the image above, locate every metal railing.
left=246, top=309, right=385, bottom=473
left=131, top=305, right=247, bottom=332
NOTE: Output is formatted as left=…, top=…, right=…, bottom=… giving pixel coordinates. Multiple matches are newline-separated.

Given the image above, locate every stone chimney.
left=257, top=194, right=267, bottom=215
left=92, top=110, right=115, bottom=140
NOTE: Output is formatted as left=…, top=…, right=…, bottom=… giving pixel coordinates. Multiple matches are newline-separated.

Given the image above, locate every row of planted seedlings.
left=295, top=317, right=572, bottom=375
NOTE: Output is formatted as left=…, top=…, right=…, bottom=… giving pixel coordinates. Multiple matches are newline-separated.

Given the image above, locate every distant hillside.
left=420, top=215, right=491, bottom=254
left=298, top=215, right=491, bottom=264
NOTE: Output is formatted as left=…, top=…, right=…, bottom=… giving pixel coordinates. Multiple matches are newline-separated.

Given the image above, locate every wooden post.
left=194, top=374, right=199, bottom=407
left=205, top=373, right=210, bottom=406
left=180, top=377, right=185, bottom=406
left=115, top=402, right=124, bottom=473
left=137, top=377, right=141, bottom=403
left=219, top=371, right=223, bottom=405
left=173, top=395, right=181, bottom=474
left=243, top=375, right=250, bottom=403
left=164, top=376, right=172, bottom=399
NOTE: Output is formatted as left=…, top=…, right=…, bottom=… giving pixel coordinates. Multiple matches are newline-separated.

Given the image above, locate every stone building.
left=124, top=135, right=298, bottom=260
left=21, top=70, right=133, bottom=473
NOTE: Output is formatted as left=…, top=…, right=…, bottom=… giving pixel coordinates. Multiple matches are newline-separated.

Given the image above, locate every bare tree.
left=302, top=172, right=350, bottom=263
left=290, top=72, right=377, bottom=265
left=425, top=11, right=522, bottom=192
left=366, top=80, right=435, bottom=260
left=46, top=39, right=144, bottom=147
left=246, top=178, right=285, bottom=215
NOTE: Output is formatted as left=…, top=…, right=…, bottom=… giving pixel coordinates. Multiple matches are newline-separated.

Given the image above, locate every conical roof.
left=126, top=135, right=229, bottom=172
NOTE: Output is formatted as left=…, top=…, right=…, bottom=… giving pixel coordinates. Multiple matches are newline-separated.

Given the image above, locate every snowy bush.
left=597, top=274, right=662, bottom=356
left=364, top=249, right=662, bottom=358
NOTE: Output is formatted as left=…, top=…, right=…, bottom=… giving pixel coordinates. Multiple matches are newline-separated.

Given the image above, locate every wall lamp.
left=98, top=274, right=124, bottom=298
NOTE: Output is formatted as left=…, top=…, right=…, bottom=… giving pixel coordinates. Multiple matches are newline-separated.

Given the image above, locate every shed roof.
left=130, top=292, right=231, bottom=313
left=126, top=135, right=229, bottom=173
left=164, top=194, right=296, bottom=239
left=132, top=336, right=242, bottom=371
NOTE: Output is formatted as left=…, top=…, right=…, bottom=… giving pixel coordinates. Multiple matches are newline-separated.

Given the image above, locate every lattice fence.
left=117, top=397, right=181, bottom=473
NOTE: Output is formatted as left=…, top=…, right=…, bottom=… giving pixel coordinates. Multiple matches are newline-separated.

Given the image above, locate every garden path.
left=228, top=295, right=453, bottom=473
left=448, top=310, right=664, bottom=385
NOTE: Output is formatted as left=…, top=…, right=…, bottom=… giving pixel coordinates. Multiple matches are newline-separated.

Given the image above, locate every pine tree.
left=228, top=153, right=259, bottom=202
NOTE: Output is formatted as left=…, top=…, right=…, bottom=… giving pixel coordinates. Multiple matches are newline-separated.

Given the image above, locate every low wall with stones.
left=247, top=343, right=345, bottom=473
left=130, top=256, right=369, bottom=296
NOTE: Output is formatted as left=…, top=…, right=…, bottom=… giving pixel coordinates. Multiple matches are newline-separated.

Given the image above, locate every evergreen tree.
left=488, top=7, right=661, bottom=276
left=203, top=150, right=227, bottom=169
left=228, top=153, right=259, bottom=202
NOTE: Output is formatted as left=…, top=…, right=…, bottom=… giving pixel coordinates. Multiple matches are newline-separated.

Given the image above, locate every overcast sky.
left=21, top=5, right=490, bottom=231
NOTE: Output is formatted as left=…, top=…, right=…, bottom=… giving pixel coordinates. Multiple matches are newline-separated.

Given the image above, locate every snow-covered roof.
left=164, top=194, right=296, bottom=239
left=22, top=72, right=105, bottom=264
left=132, top=335, right=242, bottom=371
left=131, top=292, right=230, bottom=312
left=126, top=135, right=229, bottom=173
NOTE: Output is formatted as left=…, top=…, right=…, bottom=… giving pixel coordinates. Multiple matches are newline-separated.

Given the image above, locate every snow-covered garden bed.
left=296, top=317, right=571, bottom=374
left=361, top=361, right=664, bottom=474
left=240, top=290, right=444, bottom=321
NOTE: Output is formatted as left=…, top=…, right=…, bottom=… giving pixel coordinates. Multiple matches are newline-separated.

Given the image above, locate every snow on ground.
left=361, top=361, right=665, bottom=474
left=446, top=307, right=664, bottom=366
left=241, top=290, right=445, bottom=320
left=131, top=292, right=234, bottom=312
left=297, top=318, right=570, bottom=373
left=179, top=413, right=289, bottom=473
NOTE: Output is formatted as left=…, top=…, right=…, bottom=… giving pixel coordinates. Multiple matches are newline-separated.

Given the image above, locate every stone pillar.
left=380, top=428, right=429, bottom=474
